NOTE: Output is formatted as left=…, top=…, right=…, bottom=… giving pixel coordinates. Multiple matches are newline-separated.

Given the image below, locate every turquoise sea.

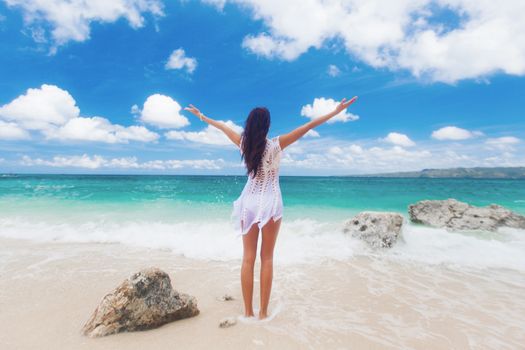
left=1, top=174, right=524, bottom=268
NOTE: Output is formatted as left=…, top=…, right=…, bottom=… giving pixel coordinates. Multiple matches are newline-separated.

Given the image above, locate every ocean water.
left=1, top=174, right=524, bottom=270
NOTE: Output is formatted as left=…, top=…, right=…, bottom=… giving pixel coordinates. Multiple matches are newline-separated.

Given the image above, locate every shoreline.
left=1, top=237, right=524, bottom=349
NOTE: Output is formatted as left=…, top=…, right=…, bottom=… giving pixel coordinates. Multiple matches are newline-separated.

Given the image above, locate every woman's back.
left=233, top=136, right=283, bottom=235
left=242, top=135, right=282, bottom=175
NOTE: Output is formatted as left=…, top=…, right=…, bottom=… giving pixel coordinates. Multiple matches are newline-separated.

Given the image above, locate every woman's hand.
left=183, top=104, right=203, bottom=119
left=183, top=105, right=241, bottom=146
left=334, top=96, right=358, bottom=114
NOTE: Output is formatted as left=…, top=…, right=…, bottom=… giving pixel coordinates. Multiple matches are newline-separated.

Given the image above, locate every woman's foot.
left=258, top=311, right=268, bottom=319
left=244, top=311, right=255, bottom=317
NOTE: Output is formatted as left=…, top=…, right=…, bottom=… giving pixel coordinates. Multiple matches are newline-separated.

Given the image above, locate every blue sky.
left=0, top=0, right=524, bottom=175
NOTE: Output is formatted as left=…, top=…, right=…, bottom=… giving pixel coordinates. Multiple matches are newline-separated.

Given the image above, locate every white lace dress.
left=231, top=136, right=283, bottom=236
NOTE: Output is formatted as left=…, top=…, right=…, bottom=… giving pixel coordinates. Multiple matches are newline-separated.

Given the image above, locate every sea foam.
left=1, top=213, right=524, bottom=270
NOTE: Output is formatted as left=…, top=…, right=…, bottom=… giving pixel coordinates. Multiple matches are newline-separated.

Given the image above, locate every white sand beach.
left=1, top=236, right=524, bottom=350
left=2, top=0, right=525, bottom=349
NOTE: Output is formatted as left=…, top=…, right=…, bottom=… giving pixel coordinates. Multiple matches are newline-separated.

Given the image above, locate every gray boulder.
left=408, top=199, right=525, bottom=232
left=82, top=267, right=199, bottom=337
left=343, top=211, right=404, bottom=248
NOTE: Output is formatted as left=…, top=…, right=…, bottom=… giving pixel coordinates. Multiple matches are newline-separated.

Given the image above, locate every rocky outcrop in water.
left=82, top=267, right=199, bottom=337
left=408, top=199, right=525, bottom=232
left=344, top=212, right=404, bottom=248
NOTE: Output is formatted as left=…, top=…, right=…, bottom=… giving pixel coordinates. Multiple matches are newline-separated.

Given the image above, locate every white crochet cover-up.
left=232, top=135, right=283, bottom=236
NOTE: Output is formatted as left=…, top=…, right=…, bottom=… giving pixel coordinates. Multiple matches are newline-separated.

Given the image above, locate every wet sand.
left=1, top=237, right=524, bottom=350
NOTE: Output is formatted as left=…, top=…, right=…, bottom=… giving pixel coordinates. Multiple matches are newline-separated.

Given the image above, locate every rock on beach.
left=82, top=267, right=199, bottom=337
left=219, top=317, right=237, bottom=328
left=344, top=211, right=404, bottom=248
left=408, top=199, right=525, bottom=232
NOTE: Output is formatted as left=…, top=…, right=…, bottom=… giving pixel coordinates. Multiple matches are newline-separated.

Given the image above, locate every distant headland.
left=350, top=167, right=525, bottom=179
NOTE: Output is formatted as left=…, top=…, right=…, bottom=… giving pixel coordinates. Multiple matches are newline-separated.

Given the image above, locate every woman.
left=184, top=96, right=358, bottom=319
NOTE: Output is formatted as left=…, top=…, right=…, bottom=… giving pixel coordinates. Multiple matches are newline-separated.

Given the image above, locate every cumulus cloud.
left=301, top=97, right=359, bottom=123
left=0, top=84, right=158, bottom=143
left=209, top=0, right=525, bottom=83
left=383, top=132, right=415, bottom=147
left=0, top=84, right=79, bottom=130
left=137, top=94, right=190, bottom=129
left=431, top=126, right=483, bottom=141
left=5, top=0, right=163, bottom=51
left=165, top=120, right=243, bottom=145
left=20, top=154, right=226, bottom=170
left=0, top=120, right=30, bottom=140
left=45, top=117, right=159, bottom=143
left=165, top=48, right=198, bottom=73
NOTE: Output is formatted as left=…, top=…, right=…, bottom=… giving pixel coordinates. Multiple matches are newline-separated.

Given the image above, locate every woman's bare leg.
left=259, top=218, right=281, bottom=319
left=241, top=224, right=259, bottom=317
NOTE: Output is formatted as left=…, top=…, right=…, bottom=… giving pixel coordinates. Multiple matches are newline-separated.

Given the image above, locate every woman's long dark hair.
left=241, top=107, right=270, bottom=177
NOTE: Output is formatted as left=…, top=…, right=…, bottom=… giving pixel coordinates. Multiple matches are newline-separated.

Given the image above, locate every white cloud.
left=27, top=26, right=47, bottom=43
left=21, top=154, right=106, bottom=169
left=485, top=136, right=521, bottom=151
left=0, top=84, right=158, bottom=143
left=486, top=136, right=520, bottom=145
left=114, top=125, right=159, bottom=143
left=0, top=84, right=79, bottom=130
left=5, top=0, right=163, bottom=50
left=282, top=143, right=433, bottom=173
left=276, top=132, right=525, bottom=174
left=14, top=134, right=525, bottom=174
left=141, top=159, right=226, bottom=170
left=165, top=48, right=198, bottom=73
left=348, top=144, right=364, bottom=154
left=285, top=144, right=304, bottom=155
left=305, top=129, right=320, bottom=138
left=327, top=64, right=341, bottom=77
left=45, top=117, right=159, bottom=144
left=165, top=120, right=243, bottom=145
left=328, top=146, right=343, bottom=155
left=301, top=97, right=359, bottom=123
left=242, top=33, right=300, bottom=61
left=131, top=104, right=140, bottom=115
left=211, top=0, right=525, bottom=83
left=0, top=120, right=30, bottom=140
left=20, top=154, right=226, bottom=170
left=138, top=94, right=190, bottom=129
left=383, top=132, right=415, bottom=147
left=431, top=126, right=482, bottom=141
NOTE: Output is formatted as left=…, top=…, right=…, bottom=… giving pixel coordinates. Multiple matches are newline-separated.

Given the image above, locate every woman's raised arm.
left=184, top=104, right=242, bottom=147
left=278, top=96, right=358, bottom=150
